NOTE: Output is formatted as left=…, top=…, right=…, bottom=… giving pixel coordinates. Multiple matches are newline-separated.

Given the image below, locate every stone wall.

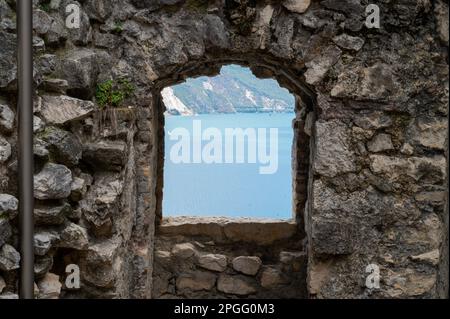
left=0, top=0, right=448, bottom=299
left=153, top=217, right=306, bottom=299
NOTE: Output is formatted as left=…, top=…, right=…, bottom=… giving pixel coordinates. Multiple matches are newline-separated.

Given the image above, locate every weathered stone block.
left=311, top=220, right=355, bottom=255
left=82, top=141, right=127, bottom=171
left=232, top=256, right=262, bottom=276
left=176, top=271, right=216, bottom=292
left=172, top=243, right=197, bottom=259
left=217, top=274, right=256, bottom=296
left=260, top=267, right=288, bottom=288
left=0, top=244, right=20, bottom=271
left=314, top=120, right=356, bottom=177
left=34, top=163, right=73, bottom=200
left=40, top=95, right=95, bottom=125
left=196, top=254, right=227, bottom=272
left=37, top=273, right=62, bottom=299
left=0, top=194, right=18, bottom=219
left=0, top=104, right=14, bottom=133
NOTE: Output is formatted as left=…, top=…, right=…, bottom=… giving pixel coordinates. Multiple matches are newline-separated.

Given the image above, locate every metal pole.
left=17, top=0, right=34, bottom=299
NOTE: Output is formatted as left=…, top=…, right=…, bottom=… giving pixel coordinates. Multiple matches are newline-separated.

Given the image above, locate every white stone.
left=197, top=254, right=227, bottom=272
left=282, top=0, right=311, bottom=14
left=38, top=273, right=62, bottom=299
left=410, top=250, right=440, bottom=266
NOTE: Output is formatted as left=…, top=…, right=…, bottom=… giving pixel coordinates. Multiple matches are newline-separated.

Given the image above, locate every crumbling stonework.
left=0, top=0, right=448, bottom=299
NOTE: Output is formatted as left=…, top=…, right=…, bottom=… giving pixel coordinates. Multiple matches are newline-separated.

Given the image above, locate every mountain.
left=162, top=65, right=295, bottom=115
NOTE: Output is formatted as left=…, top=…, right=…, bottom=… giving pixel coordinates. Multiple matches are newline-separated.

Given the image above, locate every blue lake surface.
left=163, top=113, right=295, bottom=220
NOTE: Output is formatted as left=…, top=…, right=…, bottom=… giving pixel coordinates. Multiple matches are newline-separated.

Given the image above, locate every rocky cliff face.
left=162, top=64, right=295, bottom=115
left=0, top=0, right=448, bottom=299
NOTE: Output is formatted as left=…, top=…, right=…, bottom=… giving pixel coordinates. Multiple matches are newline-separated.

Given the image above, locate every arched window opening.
left=161, top=64, right=296, bottom=220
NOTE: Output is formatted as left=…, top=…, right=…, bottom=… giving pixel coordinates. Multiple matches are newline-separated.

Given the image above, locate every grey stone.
left=58, top=222, right=89, bottom=250
left=34, top=163, right=73, bottom=200
left=176, top=271, right=216, bottom=292
left=33, top=9, right=52, bottom=35
left=0, top=31, right=16, bottom=89
left=232, top=256, right=262, bottom=276
left=35, top=255, right=54, bottom=278
left=38, top=54, right=58, bottom=76
left=311, top=219, right=355, bottom=255
left=40, top=127, right=82, bottom=166
left=408, top=118, right=447, bottom=150
left=41, top=78, right=69, bottom=94
left=79, top=173, right=122, bottom=236
left=370, top=155, right=447, bottom=183
left=217, top=274, right=256, bottom=296
left=40, top=95, right=95, bottom=125
left=367, top=134, right=394, bottom=153
left=0, top=244, right=20, bottom=271
left=354, top=111, right=392, bottom=130
left=0, top=194, right=18, bottom=219
left=93, top=31, right=118, bottom=49
left=34, top=232, right=57, bottom=256
left=34, top=116, right=44, bottom=133
left=0, top=275, right=5, bottom=294
left=197, top=254, right=227, bottom=272
left=0, top=218, right=11, bottom=247
left=304, top=45, right=341, bottom=85
left=34, top=138, right=50, bottom=160
left=34, top=203, right=71, bottom=226
left=44, top=14, right=68, bottom=46
left=332, top=34, right=365, bottom=51
left=70, top=177, right=87, bottom=202
left=33, top=36, right=46, bottom=53
left=314, top=120, right=356, bottom=177
left=60, top=49, right=110, bottom=99
left=86, top=239, right=120, bottom=265
left=82, top=141, right=127, bottom=171
left=331, top=63, right=398, bottom=100
left=204, top=15, right=230, bottom=49
left=0, top=137, right=11, bottom=163
left=85, top=0, right=114, bottom=22
left=0, top=104, right=14, bottom=133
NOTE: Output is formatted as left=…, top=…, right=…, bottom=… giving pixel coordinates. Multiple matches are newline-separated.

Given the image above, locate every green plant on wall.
left=95, top=78, right=135, bottom=109
left=113, top=21, right=124, bottom=34
left=95, top=78, right=135, bottom=136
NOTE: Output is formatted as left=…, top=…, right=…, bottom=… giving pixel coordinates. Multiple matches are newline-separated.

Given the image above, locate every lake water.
left=163, top=113, right=295, bottom=220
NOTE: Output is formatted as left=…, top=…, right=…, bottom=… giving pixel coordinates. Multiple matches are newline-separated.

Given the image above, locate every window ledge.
left=158, top=216, right=298, bottom=245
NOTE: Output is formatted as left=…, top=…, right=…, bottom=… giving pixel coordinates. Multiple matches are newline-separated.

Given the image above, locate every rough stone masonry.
left=0, top=0, right=448, bottom=299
